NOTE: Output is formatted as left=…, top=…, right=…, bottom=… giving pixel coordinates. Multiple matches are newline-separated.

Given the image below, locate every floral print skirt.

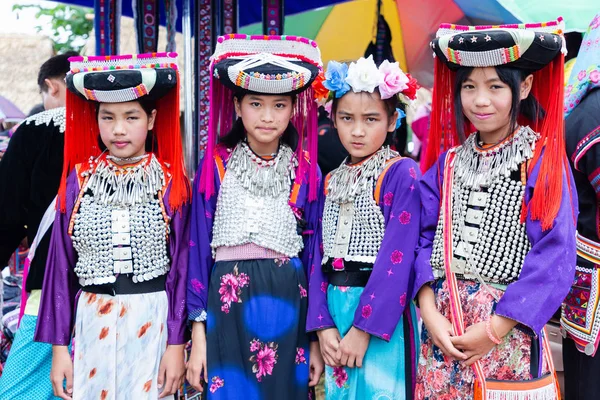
left=324, top=285, right=419, bottom=400
left=73, top=291, right=168, bottom=400
left=415, top=279, right=550, bottom=400
left=206, top=257, right=312, bottom=400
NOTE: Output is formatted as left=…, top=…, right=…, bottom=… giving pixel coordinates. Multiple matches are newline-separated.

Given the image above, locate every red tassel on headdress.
left=421, top=57, right=461, bottom=173
left=58, top=76, right=190, bottom=213
left=199, top=68, right=234, bottom=199
left=425, top=53, right=570, bottom=230
left=58, top=90, right=101, bottom=212
left=525, top=53, right=570, bottom=230
left=153, top=73, right=190, bottom=213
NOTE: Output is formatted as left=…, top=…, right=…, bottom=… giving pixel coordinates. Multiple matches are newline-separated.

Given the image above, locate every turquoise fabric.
left=324, top=285, right=417, bottom=400
left=0, top=314, right=59, bottom=400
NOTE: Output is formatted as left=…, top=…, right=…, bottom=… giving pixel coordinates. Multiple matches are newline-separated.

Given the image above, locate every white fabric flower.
left=345, top=55, right=383, bottom=93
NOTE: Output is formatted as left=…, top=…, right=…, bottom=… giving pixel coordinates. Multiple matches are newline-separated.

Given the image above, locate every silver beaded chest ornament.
left=71, top=154, right=171, bottom=286
left=322, top=146, right=398, bottom=265
left=430, top=126, right=539, bottom=289
left=24, top=107, right=66, bottom=133
left=211, top=142, right=304, bottom=257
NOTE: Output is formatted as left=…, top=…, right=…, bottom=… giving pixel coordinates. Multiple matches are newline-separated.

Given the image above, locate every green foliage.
left=12, top=3, right=93, bottom=54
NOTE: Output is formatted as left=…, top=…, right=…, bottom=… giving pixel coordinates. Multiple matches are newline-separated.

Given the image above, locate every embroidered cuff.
left=189, top=309, right=207, bottom=322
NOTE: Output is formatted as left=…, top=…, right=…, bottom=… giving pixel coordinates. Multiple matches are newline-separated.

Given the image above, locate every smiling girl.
left=306, top=56, right=427, bottom=399
left=34, top=53, right=190, bottom=400
left=186, top=35, right=324, bottom=399
left=414, top=20, right=577, bottom=399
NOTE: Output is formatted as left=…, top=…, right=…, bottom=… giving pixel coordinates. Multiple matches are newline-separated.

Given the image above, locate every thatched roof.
left=0, top=34, right=54, bottom=116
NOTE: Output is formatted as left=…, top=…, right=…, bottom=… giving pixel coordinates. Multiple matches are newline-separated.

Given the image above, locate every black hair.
left=454, top=66, right=544, bottom=140
left=37, top=51, right=79, bottom=92
left=219, top=92, right=299, bottom=150
left=330, top=89, right=400, bottom=146
left=96, top=99, right=158, bottom=152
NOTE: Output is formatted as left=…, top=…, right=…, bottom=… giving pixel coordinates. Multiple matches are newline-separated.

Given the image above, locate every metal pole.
left=182, top=0, right=195, bottom=178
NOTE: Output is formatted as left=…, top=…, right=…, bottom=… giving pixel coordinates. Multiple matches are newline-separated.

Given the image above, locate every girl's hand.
left=51, top=345, right=73, bottom=400
left=421, top=308, right=467, bottom=361
left=316, top=328, right=342, bottom=367
left=308, top=341, right=324, bottom=387
left=158, top=344, right=186, bottom=398
left=186, top=322, right=208, bottom=392
left=336, top=327, right=370, bottom=368
left=450, top=322, right=495, bottom=366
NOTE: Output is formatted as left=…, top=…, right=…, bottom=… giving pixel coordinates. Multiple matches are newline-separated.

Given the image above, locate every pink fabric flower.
left=299, top=284, right=307, bottom=298
left=383, top=192, right=394, bottom=206
left=190, top=279, right=205, bottom=294
left=253, top=344, right=278, bottom=382
left=250, top=339, right=261, bottom=352
left=338, top=286, right=350, bottom=293
left=221, top=304, right=230, bottom=314
left=391, top=250, right=404, bottom=264
left=332, top=367, right=348, bottom=388
left=321, top=281, right=328, bottom=293
left=378, top=60, right=409, bottom=99
left=409, top=167, right=417, bottom=179
left=219, top=274, right=240, bottom=305
left=578, top=69, right=587, bottom=81
left=383, top=333, right=391, bottom=341
left=295, top=347, right=307, bottom=364
left=591, top=70, right=600, bottom=84
left=209, top=376, right=224, bottom=393
left=361, top=304, right=373, bottom=319
left=399, top=293, right=407, bottom=306
left=237, top=273, right=250, bottom=287
left=399, top=211, right=411, bottom=225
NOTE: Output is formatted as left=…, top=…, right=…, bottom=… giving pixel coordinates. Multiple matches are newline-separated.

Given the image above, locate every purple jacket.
left=186, top=150, right=322, bottom=323
left=415, top=151, right=578, bottom=335
left=306, top=157, right=430, bottom=341
left=35, top=168, right=190, bottom=345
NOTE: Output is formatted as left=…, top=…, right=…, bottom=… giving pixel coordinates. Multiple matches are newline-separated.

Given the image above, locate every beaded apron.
left=70, top=154, right=171, bottom=286
left=430, top=126, right=538, bottom=289
left=322, top=147, right=398, bottom=266
left=211, top=142, right=303, bottom=258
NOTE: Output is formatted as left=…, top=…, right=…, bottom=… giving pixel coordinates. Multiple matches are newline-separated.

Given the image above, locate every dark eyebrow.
left=247, top=95, right=263, bottom=101
left=362, top=112, right=382, bottom=117
left=463, top=77, right=503, bottom=84
left=124, top=109, right=142, bottom=115
left=98, top=109, right=114, bottom=115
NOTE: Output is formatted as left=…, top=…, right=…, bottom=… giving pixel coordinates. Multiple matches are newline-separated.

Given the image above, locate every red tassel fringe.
left=425, top=54, right=570, bottom=231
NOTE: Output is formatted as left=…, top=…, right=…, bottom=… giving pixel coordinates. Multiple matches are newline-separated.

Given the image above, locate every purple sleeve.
left=34, top=171, right=81, bottom=345
left=352, top=158, right=422, bottom=340
left=306, top=177, right=335, bottom=332
left=164, top=184, right=191, bottom=344
left=186, top=158, right=219, bottom=322
left=495, top=158, right=578, bottom=335
left=413, top=155, right=445, bottom=296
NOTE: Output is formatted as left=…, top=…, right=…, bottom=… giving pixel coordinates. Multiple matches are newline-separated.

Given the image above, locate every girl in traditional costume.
left=414, top=19, right=577, bottom=399
left=306, top=55, right=426, bottom=399
left=34, top=53, right=190, bottom=400
left=186, top=35, right=324, bottom=399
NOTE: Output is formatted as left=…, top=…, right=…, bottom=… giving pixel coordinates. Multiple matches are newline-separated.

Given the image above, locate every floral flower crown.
left=312, top=55, right=419, bottom=105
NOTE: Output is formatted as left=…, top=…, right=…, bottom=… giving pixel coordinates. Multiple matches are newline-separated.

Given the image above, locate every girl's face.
left=98, top=101, right=156, bottom=159
left=334, top=91, right=397, bottom=164
left=460, top=67, right=532, bottom=142
left=234, top=94, right=293, bottom=153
